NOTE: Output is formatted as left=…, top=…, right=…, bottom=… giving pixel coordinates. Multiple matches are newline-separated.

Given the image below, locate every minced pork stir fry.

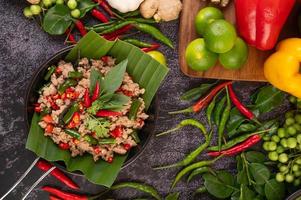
left=34, top=56, right=148, bottom=162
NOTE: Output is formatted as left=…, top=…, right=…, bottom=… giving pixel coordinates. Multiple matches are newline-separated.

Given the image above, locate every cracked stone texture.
left=0, top=1, right=290, bottom=200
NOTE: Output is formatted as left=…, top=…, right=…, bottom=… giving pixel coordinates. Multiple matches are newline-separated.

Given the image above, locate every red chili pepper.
left=96, top=110, right=122, bottom=117
left=107, top=157, right=113, bottom=163
left=59, top=142, right=70, bottom=150
left=101, top=56, right=109, bottom=63
left=49, top=195, right=62, bottom=200
left=34, top=103, right=41, bottom=113
left=65, top=28, right=76, bottom=44
left=102, top=25, right=133, bottom=41
left=228, top=84, right=261, bottom=124
left=56, top=67, right=62, bottom=74
left=91, top=8, right=109, bottom=23
left=36, top=160, right=79, bottom=190
left=91, top=81, right=100, bottom=102
left=235, top=0, right=295, bottom=50
left=43, top=115, right=53, bottom=124
left=110, top=126, right=123, bottom=138
left=83, top=88, right=91, bottom=108
left=66, top=88, right=79, bottom=100
left=42, top=186, right=88, bottom=200
left=123, top=143, right=131, bottom=151
left=67, top=112, right=81, bottom=128
left=208, top=134, right=262, bottom=157
left=74, top=20, right=87, bottom=36
left=169, top=81, right=233, bottom=114
left=50, top=101, right=60, bottom=110
left=141, top=44, right=160, bottom=52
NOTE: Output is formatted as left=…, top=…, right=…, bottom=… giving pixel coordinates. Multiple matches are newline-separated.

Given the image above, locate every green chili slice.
left=84, top=135, right=98, bottom=145
left=131, top=130, right=140, bottom=143
left=68, top=71, right=83, bottom=79
left=99, top=138, right=116, bottom=145
left=63, top=103, right=79, bottom=124
left=44, top=65, right=56, bottom=81
left=65, top=129, right=81, bottom=139
left=128, top=99, right=142, bottom=120
left=58, top=79, right=77, bottom=94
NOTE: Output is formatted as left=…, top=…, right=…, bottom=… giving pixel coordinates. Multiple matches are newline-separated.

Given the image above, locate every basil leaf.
left=231, top=190, right=240, bottom=200
left=165, top=192, right=179, bottom=200
left=264, top=179, right=285, bottom=200
left=249, top=163, right=270, bottom=185
left=42, top=5, right=73, bottom=35
left=254, top=184, right=265, bottom=196
left=240, top=184, right=255, bottom=200
left=90, top=68, right=103, bottom=94
left=203, top=171, right=235, bottom=199
left=102, top=94, right=130, bottom=111
left=78, top=0, right=97, bottom=18
left=102, top=59, right=128, bottom=94
left=237, top=170, right=248, bottom=185
left=236, top=155, right=243, bottom=171
left=258, top=119, right=279, bottom=135
left=237, top=123, right=257, bottom=133
left=245, top=151, right=265, bottom=163
left=254, top=85, right=286, bottom=113
left=180, top=83, right=214, bottom=101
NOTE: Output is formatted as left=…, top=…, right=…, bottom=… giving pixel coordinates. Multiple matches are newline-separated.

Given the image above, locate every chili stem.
left=168, top=107, right=193, bottom=115
left=156, top=127, right=181, bottom=137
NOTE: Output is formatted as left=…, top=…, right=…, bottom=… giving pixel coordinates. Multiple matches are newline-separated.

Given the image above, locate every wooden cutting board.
left=178, top=0, right=300, bottom=81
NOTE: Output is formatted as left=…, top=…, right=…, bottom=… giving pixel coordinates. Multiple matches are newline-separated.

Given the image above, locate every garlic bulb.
left=107, top=0, right=144, bottom=13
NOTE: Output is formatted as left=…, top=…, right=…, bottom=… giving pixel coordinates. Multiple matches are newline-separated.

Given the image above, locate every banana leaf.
left=26, top=31, right=169, bottom=187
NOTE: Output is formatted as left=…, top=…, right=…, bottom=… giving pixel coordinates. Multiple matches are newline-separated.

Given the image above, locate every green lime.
left=185, top=38, right=218, bottom=71
left=195, top=7, right=224, bottom=36
left=203, top=19, right=237, bottom=53
left=147, top=51, right=167, bottom=66
left=23, top=7, right=33, bottom=18
left=219, top=37, right=248, bottom=69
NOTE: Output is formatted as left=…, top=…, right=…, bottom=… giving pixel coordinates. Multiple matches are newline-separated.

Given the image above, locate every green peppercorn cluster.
left=262, top=96, right=301, bottom=186
left=23, top=0, right=81, bottom=19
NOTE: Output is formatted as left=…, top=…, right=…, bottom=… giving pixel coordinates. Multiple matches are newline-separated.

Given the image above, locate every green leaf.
left=237, top=170, right=248, bottom=185
left=180, top=83, right=214, bottom=101
left=264, top=179, right=285, bottom=200
left=42, top=5, right=73, bottom=35
left=90, top=68, right=103, bottom=94
left=86, top=117, right=110, bottom=138
left=165, top=192, right=180, bottom=200
left=78, top=0, right=97, bottom=18
left=102, top=93, right=130, bottom=111
left=203, top=171, right=235, bottom=199
left=258, top=119, right=279, bottom=135
left=236, top=155, right=243, bottom=171
left=26, top=113, right=127, bottom=187
left=249, top=163, right=270, bottom=185
left=240, top=184, right=255, bottom=200
left=245, top=151, right=266, bottom=163
left=101, top=59, right=128, bottom=95
left=254, top=184, right=265, bottom=196
left=237, top=123, right=257, bottom=133
left=254, top=85, right=286, bottom=113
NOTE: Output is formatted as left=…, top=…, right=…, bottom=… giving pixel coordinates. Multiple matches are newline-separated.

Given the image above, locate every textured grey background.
left=0, top=1, right=289, bottom=200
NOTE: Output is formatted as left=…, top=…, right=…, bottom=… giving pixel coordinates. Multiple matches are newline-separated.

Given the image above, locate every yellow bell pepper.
left=264, top=38, right=301, bottom=98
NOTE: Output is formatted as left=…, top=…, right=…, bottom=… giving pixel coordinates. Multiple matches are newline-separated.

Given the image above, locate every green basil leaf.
left=231, top=190, right=240, bottom=200
left=254, top=184, right=265, bottom=196
left=42, top=5, right=73, bottom=35
left=264, top=179, right=285, bottom=200
left=258, top=119, right=279, bottom=135
left=249, top=163, right=270, bottom=185
left=237, top=123, right=257, bottom=133
left=165, top=192, right=180, bottom=200
left=203, top=171, right=235, bottom=199
left=240, top=184, right=255, bottom=200
left=78, top=0, right=97, bottom=18
left=237, top=170, right=248, bottom=185
left=90, top=68, right=103, bottom=94
left=102, top=59, right=128, bottom=94
left=180, top=83, right=214, bottom=101
left=245, top=151, right=265, bottom=163
left=102, top=93, right=130, bottom=111
left=236, top=155, right=243, bottom=171
left=254, top=85, right=286, bottom=114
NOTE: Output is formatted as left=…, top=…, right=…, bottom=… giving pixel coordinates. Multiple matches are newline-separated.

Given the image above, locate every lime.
left=195, top=7, right=224, bottom=36
left=219, top=37, right=248, bottom=69
left=147, top=51, right=167, bottom=66
left=204, top=19, right=237, bottom=53
left=185, top=38, right=218, bottom=71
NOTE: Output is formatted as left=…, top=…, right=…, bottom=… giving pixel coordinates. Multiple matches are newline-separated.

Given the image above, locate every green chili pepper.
left=68, top=71, right=83, bottom=79
left=123, top=38, right=153, bottom=48
left=65, top=129, right=81, bottom=139
left=111, top=182, right=162, bottom=200
left=99, top=21, right=134, bottom=35
left=84, top=135, right=98, bottom=145
left=154, top=131, right=212, bottom=170
left=58, top=79, right=77, bottom=94
left=157, top=119, right=207, bottom=137
left=126, top=18, right=157, bottom=24
left=121, top=10, right=141, bottom=18
left=44, top=65, right=56, bottom=81
left=133, top=23, right=174, bottom=48
left=91, top=21, right=121, bottom=32
left=171, top=156, right=223, bottom=189
left=207, top=128, right=275, bottom=151
left=206, top=98, right=216, bottom=127
left=99, top=138, right=116, bottom=145
left=128, top=99, right=142, bottom=120
left=63, top=103, right=79, bottom=124
left=213, top=96, right=226, bottom=126
left=187, top=166, right=210, bottom=183
left=194, top=186, right=207, bottom=194
left=131, top=131, right=140, bottom=143
left=218, top=88, right=231, bottom=151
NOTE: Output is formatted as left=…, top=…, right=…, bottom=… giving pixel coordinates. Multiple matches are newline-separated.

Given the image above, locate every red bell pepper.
left=235, top=0, right=295, bottom=50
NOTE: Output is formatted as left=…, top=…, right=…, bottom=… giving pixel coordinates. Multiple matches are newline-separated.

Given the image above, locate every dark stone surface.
left=0, top=1, right=289, bottom=200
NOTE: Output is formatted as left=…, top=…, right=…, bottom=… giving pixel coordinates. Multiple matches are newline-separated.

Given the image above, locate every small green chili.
left=131, top=131, right=140, bottom=143
left=65, top=129, right=81, bottom=139
left=218, top=88, right=231, bottom=151
left=206, top=97, right=216, bottom=127
left=123, top=38, right=153, bottom=48
left=187, top=166, right=210, bottom=183
left=111, top=182, right=162, bottom=200
left=99, top=21, right=134, bottom=35
left=213, top=96, right=226, bottom=126
left=58, top=79, right=77, bottom=94
left=126, top=18, right=156, bottom=24
left=128, top=99, right=142, bottom=120
left=44, top=65, right=56, bottom=81
left=63, top=103, right=79, bottom=124
left=99, top=138, right=116, bottom=145
left=84, top=135, right=98, bottom=145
